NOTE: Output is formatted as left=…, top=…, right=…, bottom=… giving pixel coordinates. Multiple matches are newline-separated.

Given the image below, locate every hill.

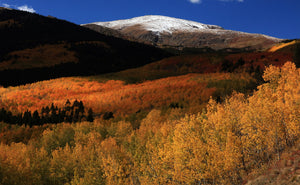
left=83, top=15, right=281, bottom=51
left=0, top=72, right=256, bottom=121
left=0, top=8, right=170, bottom=87
left=0, top=62, right=298, bottom=185
left=0, top=8, right=299, bottom=185
left=268, top=39, right=300, bottom=67
left=1, top=46, right=294, bottom=120
left=88, top=49, right=293, bottom=87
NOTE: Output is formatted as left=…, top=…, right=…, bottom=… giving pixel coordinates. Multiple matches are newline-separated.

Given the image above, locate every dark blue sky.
left=1, top=0, right=300, bottom=39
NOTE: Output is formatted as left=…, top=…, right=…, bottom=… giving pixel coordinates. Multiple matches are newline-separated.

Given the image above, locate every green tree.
left=32, top=110, right=41, bottom=125
left=23, top=110, right=32, bottom=127
left=65, top=99, right=71, bottom=111
left=87, top=108, right=94, bottom=122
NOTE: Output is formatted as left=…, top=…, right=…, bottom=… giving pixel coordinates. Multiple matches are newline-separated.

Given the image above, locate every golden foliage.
left=0, top=62, right=299, bottom=184
left=0, top=73, right=243, bottom=116
left=268, top=40, right=297, bottom=52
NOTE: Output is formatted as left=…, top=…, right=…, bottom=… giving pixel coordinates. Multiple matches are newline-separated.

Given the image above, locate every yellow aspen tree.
left=50, top=144, right=75, bottom=184
left=272, top=62, right=300, bottom=146
left=0, top=143, right=34, bottom=185
left=241, top=62, right=300, bottom=170
left=202, top=93, right=247, bottom=184
left=70, top=136, right=105, bottom=185
left=222, top=131, right=243, bottom=184
left=138, top=122, right=175, bottom=185
left=222, top=93, right=246, bottom=184
left=130, top=109, right=175, bottom=184
left=98, top=137, right=133, bottom=185
left=30, top=147, right=52, bottom=184
left=201, top=98, right=226, bottom=183
left=242, top=83, right=285, bottom=168
left=172, top=115, right=208, bottom=184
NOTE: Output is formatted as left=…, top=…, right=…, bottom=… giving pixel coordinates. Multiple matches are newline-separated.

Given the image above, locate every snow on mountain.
left=86, top=15, right=224, bottom=35
left=83, top=15, right=281, bottom=51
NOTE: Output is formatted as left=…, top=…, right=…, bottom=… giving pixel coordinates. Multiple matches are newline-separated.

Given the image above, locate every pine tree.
left=78, top=101, right=84, bottom=114
left=0, top=108, right=6, bottom=122
left=65, top=99, right=71, bottom=112
left=23, top=110, right=32, bottom=127
left=72, top=99, right=80, bottom=109
left=16, top=113, right=23, bottom=126
left=32, top=110, right=41, bottom=125
left=87, top=108, right=94, bottom=122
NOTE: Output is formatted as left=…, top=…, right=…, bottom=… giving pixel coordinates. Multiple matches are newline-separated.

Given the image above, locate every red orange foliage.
left=143, top=51, right=293, bottom=74
left=0, top=73, right=248, bottom=117
left=0, top=62, right=299, bottom=185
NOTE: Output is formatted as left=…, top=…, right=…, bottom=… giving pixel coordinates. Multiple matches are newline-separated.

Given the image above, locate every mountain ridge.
left=83, top=15, right=281, bottom=51
left=84, top=15, right=224, bottom=34
left=0, top=8, right=170, bottom=86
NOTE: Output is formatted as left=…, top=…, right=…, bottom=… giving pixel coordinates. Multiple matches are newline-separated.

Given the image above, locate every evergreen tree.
left=87, top=108, right=94, bottom=122
left=43, top=106, right=50, bottom=118
left=72, top=99, right=80, bottom=109
left=32, top=110, right=41, bottom=125
left=78, top=101, right=84, bottom=114
left=5, top=110, right=13, bottom=124
left=0, top=100, right=89, bottom=126
left=65, top=110, right=73, bottom=123
left=50, top=103, right=55, bottom=112
left=23, top=110, right=32, bottom=127
left=0, top=108, right=6, bottom=122
left=103, top=112, right=114, bottom=120
left=73, top=108, right=80, bottom=123
left=16, top=113, right=23, bottom=126
left=59, top=109, right=66, bottom=123
left=50, top=105, right=59, bottom=123
left=65, top=99, right=71, bottom=111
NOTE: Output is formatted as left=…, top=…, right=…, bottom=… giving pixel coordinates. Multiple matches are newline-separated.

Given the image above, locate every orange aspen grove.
left=0, top=62, right=298, bottom=185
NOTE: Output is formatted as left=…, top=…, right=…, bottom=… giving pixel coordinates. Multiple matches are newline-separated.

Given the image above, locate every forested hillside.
left=0, top=62, right=299, bottom=184
left=0, top=8, right=169, bottom=87
left=0, top=72, right=256, bottom=122
left=0, top=6, right=299, bottom=185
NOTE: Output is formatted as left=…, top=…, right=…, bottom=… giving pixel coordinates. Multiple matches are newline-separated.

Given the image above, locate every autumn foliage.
left=0, top=62, right=299, bottom=184
left=0, top=72, right=255, bottom=118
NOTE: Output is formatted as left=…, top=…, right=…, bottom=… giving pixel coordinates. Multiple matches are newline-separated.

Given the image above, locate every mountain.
left=86, top=15, right=223, bottom=34
left=83, top=15, right=281, bottom=51
left=0, top=8, right=170, bottom=87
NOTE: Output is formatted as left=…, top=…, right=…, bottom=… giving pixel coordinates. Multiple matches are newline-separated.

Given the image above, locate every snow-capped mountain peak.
left=83, top=15, right=281, bottom=51
left=87, top=15, right=223, bottom=34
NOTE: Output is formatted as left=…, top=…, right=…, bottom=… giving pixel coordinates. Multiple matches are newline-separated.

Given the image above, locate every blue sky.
left=1, top=0, right=299, bottom=39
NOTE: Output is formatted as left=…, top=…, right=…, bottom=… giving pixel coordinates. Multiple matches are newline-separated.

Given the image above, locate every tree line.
left=0, top=100, right=94, bottom=126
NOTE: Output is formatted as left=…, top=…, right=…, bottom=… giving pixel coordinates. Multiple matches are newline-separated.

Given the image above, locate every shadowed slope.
left=0, top=8, right=170, bottom=87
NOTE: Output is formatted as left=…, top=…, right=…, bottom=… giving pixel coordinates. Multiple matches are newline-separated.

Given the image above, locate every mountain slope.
left=83, top=15, right=281, bottom=51
left=87, top=15, right=223, bottom=34
left=0, top=8, right=170, bottom=87
left=246, top=141, right=300, bottom=185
